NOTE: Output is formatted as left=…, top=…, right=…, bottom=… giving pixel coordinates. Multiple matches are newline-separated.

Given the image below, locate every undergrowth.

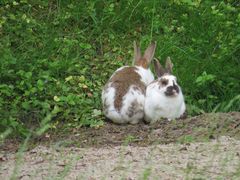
left=0, top=0, right=239, bottom=137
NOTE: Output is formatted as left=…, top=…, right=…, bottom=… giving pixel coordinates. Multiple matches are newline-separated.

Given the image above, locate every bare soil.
left=1, top=137, right=240, bottom=179
left=39, top=112, right=240, bottom=148
left=0, top=112, right=240, bottom=179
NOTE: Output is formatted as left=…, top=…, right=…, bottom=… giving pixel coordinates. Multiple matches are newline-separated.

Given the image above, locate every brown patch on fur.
left=160, top=78, right=169, bottom=86
left=127, top=101, right=140, bottom=118
left=133, top=86, right=145, bottom=94
left=108, top=67, right=145, bottom=111
left=135, top=58, right=148, bottom=69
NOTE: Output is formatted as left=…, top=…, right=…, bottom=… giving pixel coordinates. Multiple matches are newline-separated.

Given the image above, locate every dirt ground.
left=0, top=112, right=240, bottom=179
left=39, top=112, right=239, bottom=148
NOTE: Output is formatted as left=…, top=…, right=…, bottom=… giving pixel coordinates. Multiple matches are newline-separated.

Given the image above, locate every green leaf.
left=22, top=101, right=30, bottom=110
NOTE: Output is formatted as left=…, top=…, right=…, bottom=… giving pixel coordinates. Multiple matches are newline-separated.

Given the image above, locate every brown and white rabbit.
left=102, top=41, right=156, bottom=124
left=144, top=57, right=186, bottom=123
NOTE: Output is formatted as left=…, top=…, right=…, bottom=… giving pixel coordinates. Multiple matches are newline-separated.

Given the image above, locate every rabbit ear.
left=154, top=58, right=165, bottom=77
left=165, top=57, right=173, bottom=73
left=133, top=41, right=141, bottom=64
left=143, top=41, right=156, bottom=64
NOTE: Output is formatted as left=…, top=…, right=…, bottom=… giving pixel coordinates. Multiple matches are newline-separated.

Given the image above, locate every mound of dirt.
left=1, top=112, right=240, bottom=151
left=41, top=112, right=240, bottom=148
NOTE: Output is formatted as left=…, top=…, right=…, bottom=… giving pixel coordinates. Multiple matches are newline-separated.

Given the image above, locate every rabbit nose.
left=169, top=87, right=177, bottom=94
left=172, top=81, right=179, bottom=93
left=165, top=84, right=179, bottom=96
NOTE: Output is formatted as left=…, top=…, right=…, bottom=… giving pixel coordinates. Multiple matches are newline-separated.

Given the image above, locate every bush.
left=0, top=0, right=239, bottom=137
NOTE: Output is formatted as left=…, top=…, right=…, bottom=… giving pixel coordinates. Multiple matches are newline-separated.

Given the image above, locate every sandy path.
left=1, top=136, right=240, bottom=179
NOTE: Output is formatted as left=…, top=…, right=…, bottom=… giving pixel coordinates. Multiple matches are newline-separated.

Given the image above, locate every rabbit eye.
left=160, top=79, right=168, bottom=86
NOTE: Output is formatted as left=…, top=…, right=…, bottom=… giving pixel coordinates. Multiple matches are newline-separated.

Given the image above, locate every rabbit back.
left=102, top=66, right=153, bottom=124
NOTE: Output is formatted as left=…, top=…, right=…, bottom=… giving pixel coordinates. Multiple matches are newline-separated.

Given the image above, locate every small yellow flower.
left=53, top=96, right=60, bottom=102
left=82, top=84, right=88, bottom=89
left=65, top=76, right=73, bottom=82
left=13, top=1, right=19, bottom=6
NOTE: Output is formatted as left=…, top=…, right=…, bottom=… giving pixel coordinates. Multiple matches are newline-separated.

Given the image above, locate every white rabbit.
left=102, top=41, right=156, bottom=124
left=144, top=57, right=186, bottom=123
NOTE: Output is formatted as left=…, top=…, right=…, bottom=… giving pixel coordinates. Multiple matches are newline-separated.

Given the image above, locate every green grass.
left=0, top=0, right=239, bottom=137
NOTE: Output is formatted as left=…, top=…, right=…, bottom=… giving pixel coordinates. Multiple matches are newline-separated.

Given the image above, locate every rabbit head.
left=153, top=57, right=180, bottom=97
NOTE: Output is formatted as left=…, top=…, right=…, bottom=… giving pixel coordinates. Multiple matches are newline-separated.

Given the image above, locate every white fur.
left=136, top=66, right=154, bottom=85
left=102, top=66, right=154, bottom=124
left=144, top=75, right=186, bottom=123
